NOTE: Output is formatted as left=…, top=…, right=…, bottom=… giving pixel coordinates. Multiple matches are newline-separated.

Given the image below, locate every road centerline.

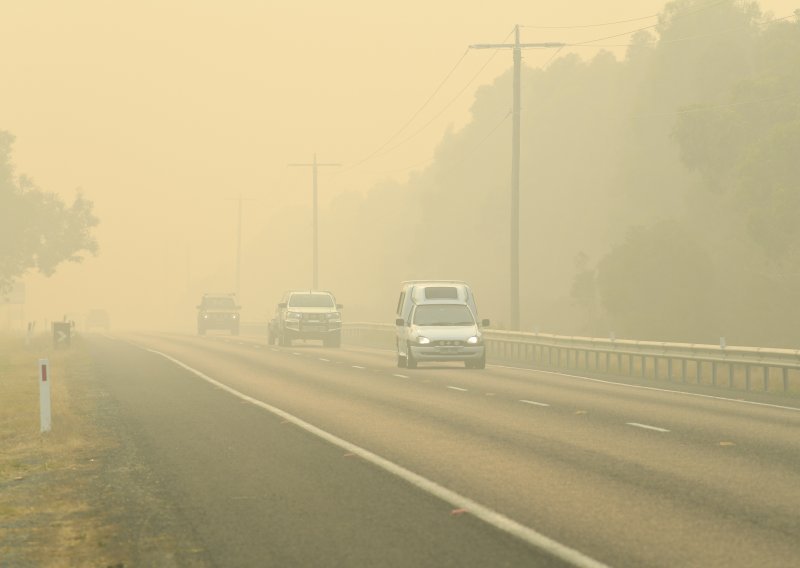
left=626, top=422, right=670, bottom=433
left=519, top=400, right=550, bottom=407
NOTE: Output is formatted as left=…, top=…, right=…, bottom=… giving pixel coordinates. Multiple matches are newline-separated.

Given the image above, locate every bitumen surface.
left=86, top=332, right=800, bottom=567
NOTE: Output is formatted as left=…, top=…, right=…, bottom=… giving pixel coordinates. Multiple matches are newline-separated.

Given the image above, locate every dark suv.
left=197, top=293, right=240, bottom=335
left=269, top=290, right=342, bottom=347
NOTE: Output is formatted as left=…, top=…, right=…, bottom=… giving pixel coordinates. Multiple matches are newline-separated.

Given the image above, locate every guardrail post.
left=712, top=362, right=717, bottom=386
left=782, top=367, right=789, bottom=393
left=763, top=365, right=769, bottom=392
left=745, top=365, right=751, bottom=391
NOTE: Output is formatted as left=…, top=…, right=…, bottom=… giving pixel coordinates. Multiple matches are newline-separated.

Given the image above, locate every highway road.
left=89, top=332, right=800, bottom=567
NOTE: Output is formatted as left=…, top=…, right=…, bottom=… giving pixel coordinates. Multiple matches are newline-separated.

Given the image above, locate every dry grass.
left=0, top=333, right=119, bottom=567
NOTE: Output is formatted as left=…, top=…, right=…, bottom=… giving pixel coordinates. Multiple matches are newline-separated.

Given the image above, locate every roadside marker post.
left=39, top=358, right=51, bottom=433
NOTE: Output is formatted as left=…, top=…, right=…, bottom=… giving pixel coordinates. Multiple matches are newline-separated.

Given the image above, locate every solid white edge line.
left=447, top=386, right=468, bottom=392
left=490, top=364, right=800, bottom=413
left=626, top=422, right=670, bottom=433
left=143, top=347, right=610, bottom=568
left=520, top=399, right=550, bottom=407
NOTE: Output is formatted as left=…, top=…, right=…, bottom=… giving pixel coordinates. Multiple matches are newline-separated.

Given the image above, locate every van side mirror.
left=395, top=318, right=404, bottom=326
left=481, top=319, right=490, bottom=327
left=336, top=304, right=343, bottom=309
left=278, top=302, right=287, bottom=309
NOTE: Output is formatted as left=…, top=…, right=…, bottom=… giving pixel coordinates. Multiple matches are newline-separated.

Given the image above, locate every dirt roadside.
left=0, top=334, right=209, bottom=567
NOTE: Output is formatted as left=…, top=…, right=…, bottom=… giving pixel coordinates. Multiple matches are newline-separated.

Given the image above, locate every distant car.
left=197, top=293, right=240, bottom=335
left=85, top=309, right=110, bottom=332
left=269, top=290, right=342, bottom=347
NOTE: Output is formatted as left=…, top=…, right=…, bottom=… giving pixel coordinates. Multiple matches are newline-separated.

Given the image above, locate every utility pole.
left=470, top=26, right=563, bottom=331
left=289, top=153, right=341, bottom=289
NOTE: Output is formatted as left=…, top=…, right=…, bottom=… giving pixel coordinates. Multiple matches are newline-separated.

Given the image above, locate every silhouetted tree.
left=0, top=131, right=99, bottom=293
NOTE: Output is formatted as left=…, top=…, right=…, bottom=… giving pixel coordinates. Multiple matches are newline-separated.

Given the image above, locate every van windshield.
left=413, top=304, right=474, bottom=326
left=289, top=294, right=334, bottom=308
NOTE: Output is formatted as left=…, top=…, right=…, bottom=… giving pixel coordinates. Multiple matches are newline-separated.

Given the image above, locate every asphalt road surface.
left=88, top=332, right=800, bottom=567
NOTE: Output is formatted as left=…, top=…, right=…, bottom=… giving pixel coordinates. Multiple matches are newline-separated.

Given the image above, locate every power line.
left=560, top=11, right=799, bottom=49
left=368, top=28, right=516, bottom=161
left=571, top=0, right=730, bottom=46
left=377, top=108, right=512, bottom=177
left=341, top=48, right=471, bottom=172
left=521, top=14, right=657, bottom=30
left=337, top=28, right=515, bottom=176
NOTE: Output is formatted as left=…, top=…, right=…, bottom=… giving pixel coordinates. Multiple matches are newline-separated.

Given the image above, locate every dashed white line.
left=291, top=352, right=302, bottom=356
left=318, top=358, right=331, bottom=362
left=490, top=364, right=800, bottom=413
left=352, top=365, right=366, bottom=370
left=393, top=374, right=410, bottom=379
left=447, top=386, right=468, bottom=392
left=520, top=399, right=550, bottom=407
left=626, top=422, right=670, bottom=433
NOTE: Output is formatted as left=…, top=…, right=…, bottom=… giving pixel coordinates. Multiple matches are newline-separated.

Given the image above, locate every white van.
left=394, top=281, right=489, bottom=369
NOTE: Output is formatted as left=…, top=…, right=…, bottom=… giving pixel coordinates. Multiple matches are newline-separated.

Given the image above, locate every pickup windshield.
left=413, top=304, right=474, bottom=326
left=289, top=294, right=335, bottom=308
left=202, top=297, right=236, bottom=309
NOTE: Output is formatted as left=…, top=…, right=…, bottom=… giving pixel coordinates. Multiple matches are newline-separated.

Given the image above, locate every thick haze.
left=1, top=0, right=797, bottom=343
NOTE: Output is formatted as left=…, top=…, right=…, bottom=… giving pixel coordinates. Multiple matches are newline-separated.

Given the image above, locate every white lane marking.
left=447, top=386, right=468, bottom=392
left=520, top=399, right=550, bottom=407
left=626, top=422, right=670, bottom=433
left=352, top=365, right=366, bottom=370
left=318, top=358, right=331, bottom=362
left=270, top=348, right=278, bottom=352
left=144, top=347, right=609, bottom=568
left=490, top=364, right=800, bottom=413
left=393, top=374, right=410, bottom=379
left=291, top=352, right=302, bottom=356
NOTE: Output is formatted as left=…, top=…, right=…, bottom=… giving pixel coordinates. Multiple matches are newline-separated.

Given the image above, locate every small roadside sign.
left=53, top=322, right=71, bottom=349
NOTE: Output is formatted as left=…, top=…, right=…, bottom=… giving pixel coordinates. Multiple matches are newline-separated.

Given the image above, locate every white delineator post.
left=39, top=358, right=51, bottom=433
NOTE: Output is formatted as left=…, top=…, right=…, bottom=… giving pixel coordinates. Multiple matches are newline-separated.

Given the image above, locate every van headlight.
left=467, top=335, right=482, bottom=345
left=416, top=336, right=431, bottom=345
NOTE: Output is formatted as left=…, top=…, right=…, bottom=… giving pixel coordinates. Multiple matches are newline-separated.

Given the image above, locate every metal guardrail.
left=342, top=323, right=800, bottom=394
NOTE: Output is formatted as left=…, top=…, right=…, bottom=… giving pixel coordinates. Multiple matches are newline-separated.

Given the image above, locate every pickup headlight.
left=286, top=312, right=302, bottom=319
left=326, top=312, right=341, bottom=320
left=416, top=336, right=431, bottom=345
left=467, top=335, right=482, bottom=345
